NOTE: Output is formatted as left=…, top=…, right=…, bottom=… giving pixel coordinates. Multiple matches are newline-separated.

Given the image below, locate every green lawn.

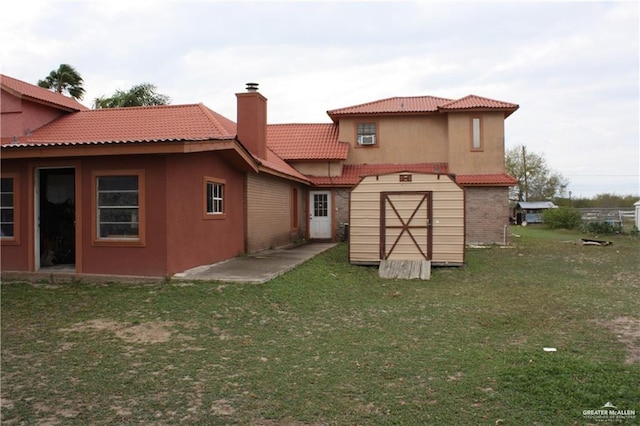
left=2, top=226, right=639, bottom=425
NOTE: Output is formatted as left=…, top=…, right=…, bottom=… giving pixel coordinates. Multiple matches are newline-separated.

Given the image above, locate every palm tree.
left=93, top=83, right=170, bottom=108
left=37, top=64, right=85, bottom=100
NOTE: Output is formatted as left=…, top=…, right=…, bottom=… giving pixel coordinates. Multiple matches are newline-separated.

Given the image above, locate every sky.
left=1, top=0, right=638, bottom=198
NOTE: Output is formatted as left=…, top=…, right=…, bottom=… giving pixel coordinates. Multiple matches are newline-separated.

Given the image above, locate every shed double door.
left=380, top=191, right=432, bottom=261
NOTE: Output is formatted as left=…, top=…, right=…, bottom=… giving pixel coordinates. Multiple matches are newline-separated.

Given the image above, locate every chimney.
left=236, top=82, right=267, bottom=159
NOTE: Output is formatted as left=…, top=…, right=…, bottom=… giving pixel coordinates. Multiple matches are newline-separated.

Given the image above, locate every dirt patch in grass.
left=59, top=319, right=194, bottom=344
left=597, top=317, right=640, bottom=364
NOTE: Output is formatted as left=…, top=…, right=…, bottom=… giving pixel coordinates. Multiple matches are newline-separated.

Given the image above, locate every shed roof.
left=517, top=201, right=557, bottom=209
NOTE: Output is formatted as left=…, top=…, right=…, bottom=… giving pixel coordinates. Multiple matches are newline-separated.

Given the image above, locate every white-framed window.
left=0, top=176, right=15, bottom=239
left=203, top=177, right=225, bottom=219
left=94, top=172, right=143, bottom=242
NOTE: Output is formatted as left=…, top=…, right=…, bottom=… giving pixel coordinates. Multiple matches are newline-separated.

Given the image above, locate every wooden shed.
left=349, top=172, right=465, bottom=266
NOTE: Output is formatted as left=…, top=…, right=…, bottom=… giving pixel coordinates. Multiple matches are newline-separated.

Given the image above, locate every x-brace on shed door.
left=380, top=191, right=433, bottom=261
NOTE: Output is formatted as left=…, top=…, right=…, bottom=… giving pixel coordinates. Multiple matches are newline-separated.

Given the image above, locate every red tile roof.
left=0, top=73, right=88, bottom=111
left=310, top=163, right=449, bottom=186
left=327, top=94, right=519, bottom=119
left=439, top=95, right=519, bottom=117
left=327, top=96, right=453, bottom=118
left=3, top=103, right=236, bottom=146
left=455, top=173, right=518, bottom=186
left=267, top=123, right=348, bottom=160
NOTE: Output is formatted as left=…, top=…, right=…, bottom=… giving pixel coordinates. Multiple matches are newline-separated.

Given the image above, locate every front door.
left=309, top=190, right=332, bottom=239
left=36, top=168, right=76, bottom=269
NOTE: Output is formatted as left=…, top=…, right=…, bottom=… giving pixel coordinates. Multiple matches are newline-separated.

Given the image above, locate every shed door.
left=381, top=191, right=432, bottom=260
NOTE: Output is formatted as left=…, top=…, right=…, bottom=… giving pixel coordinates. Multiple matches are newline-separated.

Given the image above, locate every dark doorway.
left=38, top=168, right=75, bottom=268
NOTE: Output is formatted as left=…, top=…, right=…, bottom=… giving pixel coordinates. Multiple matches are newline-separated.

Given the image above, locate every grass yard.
left=1, top=226, right=639, bottom=425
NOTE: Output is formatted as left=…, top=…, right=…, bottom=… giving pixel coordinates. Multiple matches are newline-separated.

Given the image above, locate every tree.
left=37, top=64, right=85, bottom=100
left=506, top=145, right=568, bottom=201
left=93, top=83, right=170, bottom=108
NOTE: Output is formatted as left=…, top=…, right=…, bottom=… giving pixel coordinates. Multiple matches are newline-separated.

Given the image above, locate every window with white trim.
left=96, top=175, right=140, bottom=239
left=0, top=177, right=15, bottom=238
left=206, top=181, right=224, bottom=215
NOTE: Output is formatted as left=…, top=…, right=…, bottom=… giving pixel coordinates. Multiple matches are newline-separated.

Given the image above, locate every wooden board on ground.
left=379, top=260, right=431, bottom=280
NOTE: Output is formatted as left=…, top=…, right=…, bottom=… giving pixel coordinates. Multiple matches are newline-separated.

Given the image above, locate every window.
left=92, top=170, right=145, bottom=245
left=357, top=123, right=377, bottom=146
left=203, top=177, right=225, bottom=219
left=313, top=193, right=328, bottom=217
left=471, top=117, right=482, bottom=151
left=1, top=176, right=15, bottom=240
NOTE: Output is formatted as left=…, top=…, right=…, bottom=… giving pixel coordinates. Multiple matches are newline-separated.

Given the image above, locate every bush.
left=542, top=207, right=582, bottom=229
left=585, top=221, right=622, bottom=235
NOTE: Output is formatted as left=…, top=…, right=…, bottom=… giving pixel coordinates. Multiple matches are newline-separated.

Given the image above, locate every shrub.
left=542, top=207, right=582, bottom=229
left=585, top=221, right=621, bottom=235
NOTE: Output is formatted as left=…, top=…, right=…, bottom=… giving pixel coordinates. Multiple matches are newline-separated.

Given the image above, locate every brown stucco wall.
left=447, top=112, right=506, bottom=174
left=465, top=186, right=510, bottom=245
left=164, top=152, right=245, bottom=274
left=0, top=91, right=68, bottom=139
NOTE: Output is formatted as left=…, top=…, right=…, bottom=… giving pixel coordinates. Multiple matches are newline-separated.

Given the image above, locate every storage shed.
left=349, top=172, right=465, bottom=266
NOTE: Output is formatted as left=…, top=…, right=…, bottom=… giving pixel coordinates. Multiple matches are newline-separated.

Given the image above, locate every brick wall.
left=335, top=188, right=350, bottom=240
left=246, top=174, right=300, bottom=253
left=465, top=186, right=510, bottom=245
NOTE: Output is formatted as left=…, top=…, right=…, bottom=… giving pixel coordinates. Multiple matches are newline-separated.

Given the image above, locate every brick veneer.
left=465, top=186, right=510, bottom=245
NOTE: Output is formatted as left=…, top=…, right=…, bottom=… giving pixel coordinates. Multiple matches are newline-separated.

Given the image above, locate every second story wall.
left=447, top=111, right=506, bottom=174
left=1, top=90, right=68, bottom=139
left=339, top=115, right=449, bottom=165
left=289, top=161, right=343, bottom=177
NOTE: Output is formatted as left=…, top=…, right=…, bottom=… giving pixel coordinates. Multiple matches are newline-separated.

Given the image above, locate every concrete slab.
left=174, top=243, right=337, bottom=284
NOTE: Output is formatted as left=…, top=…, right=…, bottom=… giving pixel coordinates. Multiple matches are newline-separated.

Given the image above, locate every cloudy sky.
left=2, top=0, right=638, bottom=198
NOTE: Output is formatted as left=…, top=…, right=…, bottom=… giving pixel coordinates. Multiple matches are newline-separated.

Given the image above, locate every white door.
left=309, top=190, right=332, bottom=239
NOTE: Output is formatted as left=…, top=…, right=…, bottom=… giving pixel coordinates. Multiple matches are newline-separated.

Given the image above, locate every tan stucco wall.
left=339, top=115, right=449, bottom=165
left=289, top=161, right=343, bottom=177
left=447, top=112, right=506, bottom=174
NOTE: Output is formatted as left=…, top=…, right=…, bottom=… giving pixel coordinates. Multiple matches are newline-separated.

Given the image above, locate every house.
left=1, top=73, right=518, bottom=277
left=269, top=94, right=519, bottom=246
left=1, top=76, right=307, bottom=277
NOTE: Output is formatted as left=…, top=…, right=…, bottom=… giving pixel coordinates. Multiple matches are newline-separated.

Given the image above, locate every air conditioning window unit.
left=358, top=135, right=376, bottom=145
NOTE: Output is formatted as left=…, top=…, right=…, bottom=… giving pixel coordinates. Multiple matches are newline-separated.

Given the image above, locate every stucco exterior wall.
left=0, top=91, right=67, bottom=139
left=340, top=115, right=449, bottom=165
left=164, top=152, right=246, bottom=274
left=465, top=186, right=510, bottom=245
left=246, top=173, right=303, bottom=253
left=288, top=161, right=343, bottom=177
left=447, top=112, right=506, bottom=174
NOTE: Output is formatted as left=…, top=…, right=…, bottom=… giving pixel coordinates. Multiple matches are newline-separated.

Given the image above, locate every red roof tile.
left=1, top=74, right=88, bottom=111
left=327, top=96, right=453, bottom=118
left=455, top=173, right=518, bottom=186
left=267, top=123, right=348, bottom=160
left=3, top=103, right=236, bottom=146
left=439, top=95, right=519, bottom=117
left=310, top=163, right=449, bottom=186
left=327, top=94, right=519, bottom=119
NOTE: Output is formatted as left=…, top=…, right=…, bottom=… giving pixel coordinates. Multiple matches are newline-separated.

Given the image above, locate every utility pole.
left=522, top=145, right=529, bottom=201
